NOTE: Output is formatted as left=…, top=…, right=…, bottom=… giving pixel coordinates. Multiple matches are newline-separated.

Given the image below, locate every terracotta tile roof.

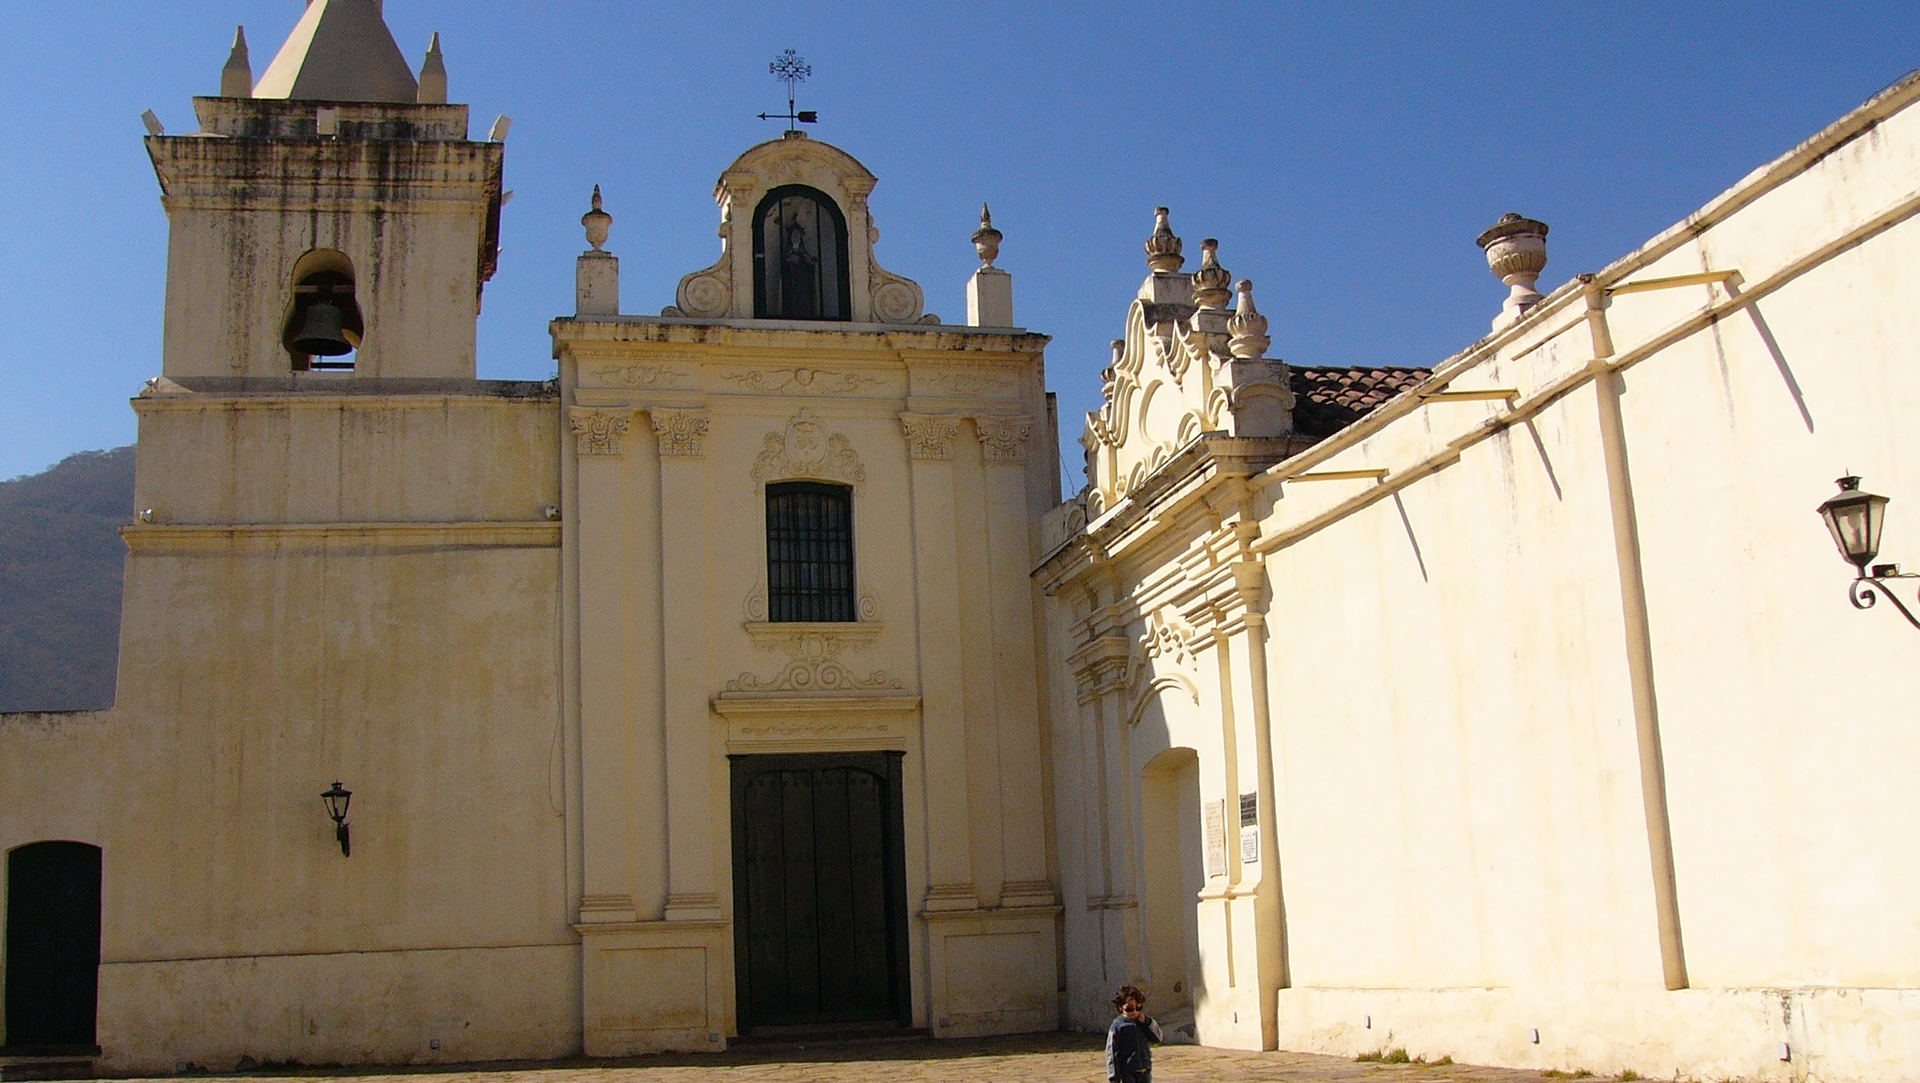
left=1289, top=365, right=1433, bottom=439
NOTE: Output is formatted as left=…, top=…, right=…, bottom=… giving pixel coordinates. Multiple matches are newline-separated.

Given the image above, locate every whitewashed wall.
left=1043, top=72, right=1920, bottom=1083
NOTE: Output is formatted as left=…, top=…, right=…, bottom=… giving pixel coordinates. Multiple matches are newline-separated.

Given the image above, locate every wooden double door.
left=729, top=753, right=911, bottom=1031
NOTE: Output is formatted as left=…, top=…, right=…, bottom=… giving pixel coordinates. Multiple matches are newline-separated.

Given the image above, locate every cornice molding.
left=122, top=521, right=559, bottom=553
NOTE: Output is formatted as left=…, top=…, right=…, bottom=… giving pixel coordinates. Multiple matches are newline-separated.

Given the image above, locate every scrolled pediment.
left=669, top=134, right=923, bottom=324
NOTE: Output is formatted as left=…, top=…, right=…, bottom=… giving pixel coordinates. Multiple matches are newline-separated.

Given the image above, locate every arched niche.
left=671, top=135, right=924, bottom=324
left=282, top=248, right=366, bottom=372
left=753, top=185, right=851, bottom=321
left=1139, top=748, right=1204, bottom=1016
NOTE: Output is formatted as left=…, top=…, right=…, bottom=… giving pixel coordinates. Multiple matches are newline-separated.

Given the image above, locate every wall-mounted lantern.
left=1818, top=475, right=1920, bottom=629
left=321, top=781, right=353, bottom=857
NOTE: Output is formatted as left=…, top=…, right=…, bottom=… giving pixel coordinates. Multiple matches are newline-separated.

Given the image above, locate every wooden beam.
left=1287, top=468, right=1389, bottom=483
left=1423, top=388, right=1519, bottom=402
left=1607, top=269, right=1741, bottom=296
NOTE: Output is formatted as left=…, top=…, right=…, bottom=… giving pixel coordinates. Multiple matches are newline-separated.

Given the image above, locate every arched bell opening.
left=282, top=249, right=366, bottom=371
left=5, top=841, right=103, bottom=1051
left=1139, top=746, right=1203, bottom=1018
left=753, top=185, right=851, bottom=321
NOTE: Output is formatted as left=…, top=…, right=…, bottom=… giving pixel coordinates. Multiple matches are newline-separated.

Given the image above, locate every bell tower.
left=145, top=0, right=504, bottom=379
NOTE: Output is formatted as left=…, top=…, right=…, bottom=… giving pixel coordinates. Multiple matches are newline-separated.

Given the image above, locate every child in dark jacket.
left=1105, top=985, right=1163, bottom=1083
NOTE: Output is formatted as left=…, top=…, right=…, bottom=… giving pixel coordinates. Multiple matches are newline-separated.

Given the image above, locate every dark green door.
left=5, top=842, right=102, bottom=1050
left=731, top=752, right=909, bottom=1031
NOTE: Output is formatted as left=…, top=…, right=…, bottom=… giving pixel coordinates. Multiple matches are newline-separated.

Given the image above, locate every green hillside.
left=0, top=447, right=134, bottom=712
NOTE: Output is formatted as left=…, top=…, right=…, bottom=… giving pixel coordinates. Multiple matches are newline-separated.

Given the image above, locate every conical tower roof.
left=253, top=0, right=418, bottom=103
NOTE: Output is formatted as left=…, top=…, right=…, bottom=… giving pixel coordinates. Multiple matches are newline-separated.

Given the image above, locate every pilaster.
left=652, top=408, right=721, bottom=921
left=975, top=417, right=1051, bottom=905
left=902, top=412, right=976, bottom=910
left=1218, top=561, right=1287, bottom=1049
left=574, top=405, right=644, bottom=925
left=1069, top=632, right=1143, bottom=987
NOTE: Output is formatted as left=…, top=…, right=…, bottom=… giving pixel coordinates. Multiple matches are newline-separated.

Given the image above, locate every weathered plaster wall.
left=0, top=392, right=570, bottom=1072
left=148, top=121, right=500, bottom=381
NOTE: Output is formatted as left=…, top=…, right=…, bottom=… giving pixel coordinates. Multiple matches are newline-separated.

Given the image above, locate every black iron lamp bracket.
left=1850, top=568, right=1920, bottom=630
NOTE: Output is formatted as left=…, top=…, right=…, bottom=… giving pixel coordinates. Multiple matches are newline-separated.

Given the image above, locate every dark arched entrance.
left=5, top=842, right=102, bottom=1050
left=730, top=753, right=909, bottom=1032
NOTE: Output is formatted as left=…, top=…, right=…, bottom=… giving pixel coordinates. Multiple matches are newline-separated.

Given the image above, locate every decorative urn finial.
left=972, top=204, right=1003, bottom=267
left=1145, top=207, right=1184, bottom=272
left=1228, top=280, right=1272, bottom=359
left=1476, top=212, right=1550, bottom=329
left=582, top=186, right=613, bottom=252
left=1192, top=239, right=1233, bottom=309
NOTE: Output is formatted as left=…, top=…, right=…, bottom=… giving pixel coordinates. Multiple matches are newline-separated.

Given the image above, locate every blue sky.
left=0, top=2, right=1914, bottom=484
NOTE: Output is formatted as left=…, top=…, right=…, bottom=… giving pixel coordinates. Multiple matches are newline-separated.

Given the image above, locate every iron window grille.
left=766, top=481, right=856, bottom=622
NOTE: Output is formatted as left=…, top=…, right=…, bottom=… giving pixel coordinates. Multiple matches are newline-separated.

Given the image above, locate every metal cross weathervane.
left=759, top=49, right=818, bottom=131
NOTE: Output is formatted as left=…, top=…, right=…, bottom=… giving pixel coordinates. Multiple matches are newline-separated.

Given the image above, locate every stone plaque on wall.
left=1239, top=792, right=1259, bottom=864
left=1204, top=799, right=1227, bottom=878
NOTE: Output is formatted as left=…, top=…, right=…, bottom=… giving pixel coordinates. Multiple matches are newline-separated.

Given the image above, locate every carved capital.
left=569, top=407, right=632, bottom=457
left=974, top=415, right=1034, bottom=463
left=650, top=408, right=711, bottom=457
left=900, top=413, right=962, bottom=460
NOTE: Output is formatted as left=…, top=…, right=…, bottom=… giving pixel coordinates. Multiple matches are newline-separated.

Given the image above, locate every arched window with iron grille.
left=753, top=186, right=851, bottom=321
left=766, top=481, right=855, bottom=622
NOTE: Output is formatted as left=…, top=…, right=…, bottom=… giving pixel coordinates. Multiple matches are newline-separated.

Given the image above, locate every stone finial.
left=972, top=204, right=1003, bottom=267
left=1477, top=212, right=1550, bottom=330
left=1192, top=239, right=1233, bottom=309
left=583, top=186, right=613, bottom=251
left=1228, top=280, right=1272, bottom=359
left=1145, top=207, right=1184, bottom=272
left=1101, top=339, right=1123, bottom=397
left=417, top=32, right=448, bottom=104
left=221, top=26, right=253, bottom=98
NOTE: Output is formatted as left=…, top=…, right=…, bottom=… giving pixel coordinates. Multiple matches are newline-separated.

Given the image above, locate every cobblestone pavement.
left=124, top=1034, right=1572, bottom=1083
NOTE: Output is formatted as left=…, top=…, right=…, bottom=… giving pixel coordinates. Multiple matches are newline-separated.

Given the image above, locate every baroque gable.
left=1080, top=210, right=1298, bottom=518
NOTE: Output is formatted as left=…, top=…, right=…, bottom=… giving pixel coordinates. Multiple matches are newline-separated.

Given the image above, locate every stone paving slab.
left=113, top=1034, right=1576, bottom=1083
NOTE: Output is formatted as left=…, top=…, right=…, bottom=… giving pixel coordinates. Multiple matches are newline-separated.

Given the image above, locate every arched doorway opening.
left=1139, top=748, right=1203, bottom=1015
left=5, top=842, right=102, bottom=1050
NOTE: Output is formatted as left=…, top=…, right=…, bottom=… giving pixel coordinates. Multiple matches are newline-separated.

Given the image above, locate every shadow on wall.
left=0, top=448, right=133, bottom=712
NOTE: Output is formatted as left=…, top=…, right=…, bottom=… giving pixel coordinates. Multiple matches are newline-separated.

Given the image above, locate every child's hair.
left=1112, top=985, right=1146, bottom=1011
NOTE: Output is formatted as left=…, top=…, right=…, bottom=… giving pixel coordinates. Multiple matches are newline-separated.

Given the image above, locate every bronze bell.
left=291, top=300, right=354, bottom=357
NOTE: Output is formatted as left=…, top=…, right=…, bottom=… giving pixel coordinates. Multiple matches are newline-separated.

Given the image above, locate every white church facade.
left=3, top=4, right=1919, bottom=1082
